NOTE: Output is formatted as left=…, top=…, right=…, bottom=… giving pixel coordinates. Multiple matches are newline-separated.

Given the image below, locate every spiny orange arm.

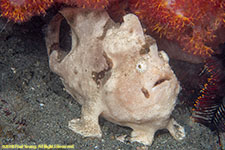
left=0, top=0, right=54, bottom=23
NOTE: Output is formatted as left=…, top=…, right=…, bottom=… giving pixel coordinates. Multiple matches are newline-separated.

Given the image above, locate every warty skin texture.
left=45, top=7, right=185, bottom=145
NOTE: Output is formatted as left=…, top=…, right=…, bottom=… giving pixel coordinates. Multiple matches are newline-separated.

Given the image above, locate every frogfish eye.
left=136, top=60, right=147, bottom=72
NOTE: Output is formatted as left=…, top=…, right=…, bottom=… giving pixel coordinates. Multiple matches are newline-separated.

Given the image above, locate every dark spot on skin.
left=139, top=47, right=150, bottom=55
left=139, top=41, right=151, bottom=55
left=73, top=69, right=78, bottom=75
left=129, top=28, right=134, bottom=33
left=140, top=36, right=156, bottom=55
left=154, top=77, right=170, bottom=87
left=92, top=51, right=113, bottom=87
left=141, top=87, right=150, bottom=98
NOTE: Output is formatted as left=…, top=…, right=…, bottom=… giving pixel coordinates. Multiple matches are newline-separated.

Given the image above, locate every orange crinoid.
left=129, top=0, right=225, bottom=57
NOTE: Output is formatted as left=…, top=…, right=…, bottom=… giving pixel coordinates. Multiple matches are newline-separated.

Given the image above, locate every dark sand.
left=0, top=15, right=224, bottom=150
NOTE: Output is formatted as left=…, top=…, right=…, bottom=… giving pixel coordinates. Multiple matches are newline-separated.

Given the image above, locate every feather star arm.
left=0, top=0, right=54, bottom=23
